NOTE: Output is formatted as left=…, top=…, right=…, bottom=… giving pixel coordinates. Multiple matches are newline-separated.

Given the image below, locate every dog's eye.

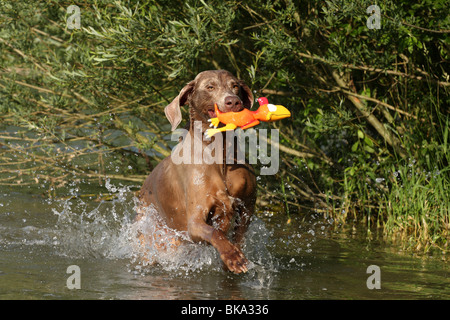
left=207, top=85, right=214, bottom=91
left=232, top=84, right=239, bottom=90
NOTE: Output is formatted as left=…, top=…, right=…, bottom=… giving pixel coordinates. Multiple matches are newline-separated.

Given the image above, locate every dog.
left=137, top=70, right=256, bottom=273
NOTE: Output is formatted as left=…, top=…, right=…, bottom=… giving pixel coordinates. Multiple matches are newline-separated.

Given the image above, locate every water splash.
left=50, top=179, right=277, bottom=283
left=129, top=203, right=222, bottom=274
left=51, top=190, right=136, bottom=260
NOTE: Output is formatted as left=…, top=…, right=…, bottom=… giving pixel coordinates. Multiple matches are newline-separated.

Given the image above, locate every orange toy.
left=206, top=97, right=291, bottom=138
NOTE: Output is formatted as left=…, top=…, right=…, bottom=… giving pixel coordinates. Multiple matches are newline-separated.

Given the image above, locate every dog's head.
left=164, top=70, right=254, bottom=131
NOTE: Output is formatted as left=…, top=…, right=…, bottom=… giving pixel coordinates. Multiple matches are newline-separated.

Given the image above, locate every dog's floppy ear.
left=164, top=80, right=195, bottom=131
left=239, top=80, right=254, bottom=109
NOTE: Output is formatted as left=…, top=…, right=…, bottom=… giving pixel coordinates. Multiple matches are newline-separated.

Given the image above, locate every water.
left=0, top=183, right=448, bottom=300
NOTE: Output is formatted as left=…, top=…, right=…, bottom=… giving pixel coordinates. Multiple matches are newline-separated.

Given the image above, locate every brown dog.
left=137, top=70, right=256, bottom=273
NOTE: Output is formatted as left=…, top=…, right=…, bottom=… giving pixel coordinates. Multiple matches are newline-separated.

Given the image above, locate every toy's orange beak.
left=265, top=104, right=291, bottom=121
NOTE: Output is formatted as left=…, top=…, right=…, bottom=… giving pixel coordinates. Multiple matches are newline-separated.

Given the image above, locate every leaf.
left=92, top=57, right=110, bottom=62
left=101, top=53, right=118, bottom=58
left=357, top=130, right=364, bottom=139
left=169, top=20, right=189, bottom=28
left=364, top=135, right=374, bottom=147
left=364, top=145, right=375, bottom=153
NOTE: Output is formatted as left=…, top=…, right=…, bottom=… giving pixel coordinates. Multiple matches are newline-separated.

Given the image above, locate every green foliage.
left=1, top=0, right=448, bottom=253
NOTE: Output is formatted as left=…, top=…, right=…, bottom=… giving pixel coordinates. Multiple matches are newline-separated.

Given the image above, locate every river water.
left=0, top=183, right=448, bottom=300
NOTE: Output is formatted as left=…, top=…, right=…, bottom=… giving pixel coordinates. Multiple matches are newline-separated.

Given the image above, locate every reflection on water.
left=0, top=183, right=448, bottom=300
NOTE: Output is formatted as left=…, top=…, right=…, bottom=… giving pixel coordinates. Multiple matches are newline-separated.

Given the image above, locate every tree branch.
left=295, top=51, right=450, bottom=88
left=331, top=70, right=407, bottom=158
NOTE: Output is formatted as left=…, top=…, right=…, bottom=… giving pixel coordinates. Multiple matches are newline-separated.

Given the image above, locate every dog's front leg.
left=186, top=193, right=248, bottom=274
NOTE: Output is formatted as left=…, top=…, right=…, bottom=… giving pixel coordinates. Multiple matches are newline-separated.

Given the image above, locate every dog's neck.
left=180, top=128, right=241, bottom=171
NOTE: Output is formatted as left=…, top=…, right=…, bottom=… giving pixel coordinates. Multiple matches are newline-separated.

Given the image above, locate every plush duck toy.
left=206, top=97, right=291, bottom=138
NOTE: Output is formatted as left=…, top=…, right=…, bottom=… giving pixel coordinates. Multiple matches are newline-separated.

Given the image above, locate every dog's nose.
left=224, top=96, right=243, bottom=112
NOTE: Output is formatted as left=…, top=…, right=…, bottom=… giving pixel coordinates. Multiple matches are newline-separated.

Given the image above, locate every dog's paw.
left=219, top=244, right=248, bottom=274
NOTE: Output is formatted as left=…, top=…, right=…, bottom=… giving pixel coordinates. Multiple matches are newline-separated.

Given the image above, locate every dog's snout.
left=224, top=96, right=243, bottom=112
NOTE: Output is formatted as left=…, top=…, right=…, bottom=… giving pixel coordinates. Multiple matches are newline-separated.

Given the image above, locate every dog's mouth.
left=208, top=108, right=216, bottom=118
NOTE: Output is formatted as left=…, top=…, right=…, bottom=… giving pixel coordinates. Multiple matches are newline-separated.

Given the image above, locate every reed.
left=383, top=164, right=449, bottom=253
left=382, top=122, right=449, bottom=253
